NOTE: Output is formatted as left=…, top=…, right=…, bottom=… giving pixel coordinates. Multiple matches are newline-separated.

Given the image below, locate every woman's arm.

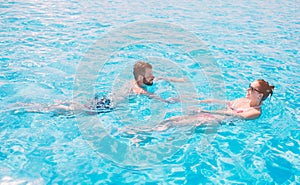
left=236, top=109, right=261, bottom=119
left=203, top=108, right=261, bottom=120
left=199, top=99, right=230, bottom=104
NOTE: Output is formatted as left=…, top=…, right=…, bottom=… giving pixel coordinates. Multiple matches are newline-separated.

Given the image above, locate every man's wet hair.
left=133, top=61, right=152, bottom=81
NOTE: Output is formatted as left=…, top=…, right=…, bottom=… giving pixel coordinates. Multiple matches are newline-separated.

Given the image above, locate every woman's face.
left=246, top=81, right=263, bottom=102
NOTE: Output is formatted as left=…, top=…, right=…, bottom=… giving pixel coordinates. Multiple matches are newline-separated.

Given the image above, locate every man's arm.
left=156, top=77, right=188, bottom=82
left=146, top=92, right=179, bottom=103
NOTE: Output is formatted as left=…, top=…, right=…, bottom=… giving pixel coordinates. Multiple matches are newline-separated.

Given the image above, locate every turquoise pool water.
left=1, top=0, right=299, bottom=184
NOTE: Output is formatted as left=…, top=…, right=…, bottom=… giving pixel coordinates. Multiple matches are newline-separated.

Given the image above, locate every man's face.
left=143, top=68, right=154, bottom=86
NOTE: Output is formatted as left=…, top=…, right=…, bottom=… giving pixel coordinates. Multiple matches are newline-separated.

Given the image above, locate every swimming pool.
left=1, top=0, right=299, bottom=184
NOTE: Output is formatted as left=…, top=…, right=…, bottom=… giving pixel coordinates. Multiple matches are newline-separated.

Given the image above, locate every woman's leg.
left=155, top=113, right=219, bottom=131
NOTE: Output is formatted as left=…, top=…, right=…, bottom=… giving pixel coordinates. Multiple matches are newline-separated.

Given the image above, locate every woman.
left=154, top=79, right=275, bottom=130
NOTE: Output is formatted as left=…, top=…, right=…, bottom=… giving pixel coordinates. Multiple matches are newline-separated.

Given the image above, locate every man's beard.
left=143, top=78, right=153, bottom=86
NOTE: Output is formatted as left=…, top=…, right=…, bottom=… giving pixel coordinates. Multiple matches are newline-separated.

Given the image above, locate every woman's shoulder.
left=230, top=98, right=249, bottom=104
left=228, top=98, right=244, bottom=105
left=234, top=97, right=248, bottom=101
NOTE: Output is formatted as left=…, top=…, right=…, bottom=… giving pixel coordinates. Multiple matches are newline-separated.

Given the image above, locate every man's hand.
left=165, top=97, right=180, bottom=103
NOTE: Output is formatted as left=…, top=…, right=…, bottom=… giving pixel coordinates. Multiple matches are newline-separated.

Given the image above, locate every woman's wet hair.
left=256, top=79, right=275, bottom=101
left=133, top=61, right=152, bottom=81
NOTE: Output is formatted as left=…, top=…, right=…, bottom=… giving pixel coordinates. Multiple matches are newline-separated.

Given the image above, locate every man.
left=128, top=61, right=185, bottom=103
left=131, top=61, right=155, bottom=94
left=15, top=61, right=185, bottom=115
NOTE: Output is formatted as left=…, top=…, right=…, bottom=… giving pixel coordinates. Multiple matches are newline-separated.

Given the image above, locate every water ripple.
left=1, top=0, right=299, bottom=184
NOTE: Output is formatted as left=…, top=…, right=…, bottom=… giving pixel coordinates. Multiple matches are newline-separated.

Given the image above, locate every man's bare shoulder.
left=131, top=81, right=147, bottom=94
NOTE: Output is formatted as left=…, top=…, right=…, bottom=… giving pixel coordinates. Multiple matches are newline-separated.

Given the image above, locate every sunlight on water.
left=0, top=0, right=299, bottom=184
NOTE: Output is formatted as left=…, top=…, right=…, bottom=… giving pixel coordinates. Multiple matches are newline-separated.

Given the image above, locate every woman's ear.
left=258, top=93, right=263, bottom=100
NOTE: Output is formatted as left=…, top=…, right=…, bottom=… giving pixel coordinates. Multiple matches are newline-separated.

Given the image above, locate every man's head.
left=133, top=61, right=154, bottom=86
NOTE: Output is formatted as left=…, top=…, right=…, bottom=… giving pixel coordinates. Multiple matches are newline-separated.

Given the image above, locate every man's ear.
left=137, top=74, right=144, bottom=83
